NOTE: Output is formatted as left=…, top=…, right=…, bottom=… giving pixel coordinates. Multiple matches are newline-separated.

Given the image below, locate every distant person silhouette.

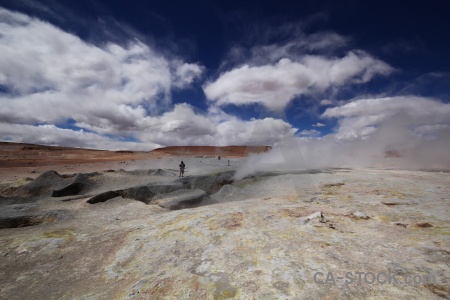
left=179, top=160, right=185, bottom=177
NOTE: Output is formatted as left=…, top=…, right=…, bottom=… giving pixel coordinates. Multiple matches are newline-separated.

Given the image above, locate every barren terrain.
left=0, top=142, right=449, bottom=299
left=0, top=142, right=268, bottom=181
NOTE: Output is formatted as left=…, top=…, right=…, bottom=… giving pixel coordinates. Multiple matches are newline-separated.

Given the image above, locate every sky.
left=0, top=0, right=450, bottom=153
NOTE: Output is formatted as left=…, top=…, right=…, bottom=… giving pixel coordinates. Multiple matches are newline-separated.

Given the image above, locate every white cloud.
left=204, top=51, right=393, bottom=112
left=0, top=7, right=235, bottom=149
left=223, top=31, right=349, bottom=68
left=7, top=7, right=441, bottom=157
left=414, top=124, right=450, bottom=136
left=1, top=102, right=298, bottom=149
left=173, top=62, right=205, bottom=88
left=136, top=104, right=297, bottom=146
left=322, top=96, right=450, bottom=120
left=0, top=122, right=157, bottom=151
left=0, top=7, right=203, bottom=134
left=322, top=96, right=450, bottom=141
left=236, top=96, right=450, bottom=178
left=215, top=117, right=297, bottom=146
left=320, top=99, right=333, bottom=106
left=299, top=129, right=320, bottom=136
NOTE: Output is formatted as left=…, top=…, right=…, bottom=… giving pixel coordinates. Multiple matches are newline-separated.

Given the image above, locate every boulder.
left=87, top=191, right=121, bottom=204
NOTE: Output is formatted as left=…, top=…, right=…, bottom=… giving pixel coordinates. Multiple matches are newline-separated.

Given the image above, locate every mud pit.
left=0, top=151, right=449, bottom=299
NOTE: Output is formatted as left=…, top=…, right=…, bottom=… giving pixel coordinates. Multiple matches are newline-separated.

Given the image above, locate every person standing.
left=179, top=160, right=185, bottom=177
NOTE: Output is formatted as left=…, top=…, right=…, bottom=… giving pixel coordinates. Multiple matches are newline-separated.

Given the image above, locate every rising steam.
left=235, top=112, right=450, bottom=180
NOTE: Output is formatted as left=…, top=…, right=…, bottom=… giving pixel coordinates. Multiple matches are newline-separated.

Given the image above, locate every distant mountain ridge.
left=150, top=145, right=271, bottom=157
left=0, top=142, right=271, bottom=168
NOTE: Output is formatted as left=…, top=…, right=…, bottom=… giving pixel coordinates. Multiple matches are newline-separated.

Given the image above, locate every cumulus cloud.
left=204, top=51, right=393, bottom=111
left=0, top=7, right=298, bottom=150
left=1, top=101, right=298, bottom=150
left=5, top=6, right=443, bottom=159
left=214, top=117, right=297, bottom=146
left=173, top=62, right=205, bottom=88
left=136, top=104, right=297, bottom=146
left=0, top=7, right=203, bottom=135
left=205, top=27, right=392, bottom=113
left=299, top=129, right=321, bottom=136
left=0, top=122, right=157, bottom=151
left=322, top=96, right=450, bottom=141
left=0, top=7, right=262, bottom=150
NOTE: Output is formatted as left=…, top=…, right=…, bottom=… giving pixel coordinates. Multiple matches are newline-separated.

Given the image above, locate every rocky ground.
left=0, top=143, right=449, bottom=299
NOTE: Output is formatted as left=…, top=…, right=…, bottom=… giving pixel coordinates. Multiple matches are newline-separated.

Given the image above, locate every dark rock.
left=86, top=182, right=187, bottom=205
left=416, top=222, right=433, bottom=228
left=175, top=171, right=235, bottom=195
left=381, top=201, right=408, bottom=206
left=87, top=191, right=121, bottom=204
left=0, top=210, right=67, bottom=229
left=3, top=171, right=74, bottom=199
left=118, top=186, right=155, bottom=203
left=51, top=172, right=99, bottom=197
left=119, top=182, right=185, bottom=204
left=0, top=215, right=48, bottom=229
left=52, top=182, right=83, bottom=197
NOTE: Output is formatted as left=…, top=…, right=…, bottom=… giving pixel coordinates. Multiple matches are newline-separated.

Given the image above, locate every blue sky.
left=0, top=0, right=449, bottom=150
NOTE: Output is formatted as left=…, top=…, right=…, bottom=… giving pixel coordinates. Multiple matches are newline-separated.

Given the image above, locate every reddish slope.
left=0, top=142, right=271, bottom=168
left=150, top=146, right=271, bottom=157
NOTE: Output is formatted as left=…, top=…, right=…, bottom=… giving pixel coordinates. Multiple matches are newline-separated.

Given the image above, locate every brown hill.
left=0, top=142, right=270, bottom=169
left=150, top=145, right=271, bottom=157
